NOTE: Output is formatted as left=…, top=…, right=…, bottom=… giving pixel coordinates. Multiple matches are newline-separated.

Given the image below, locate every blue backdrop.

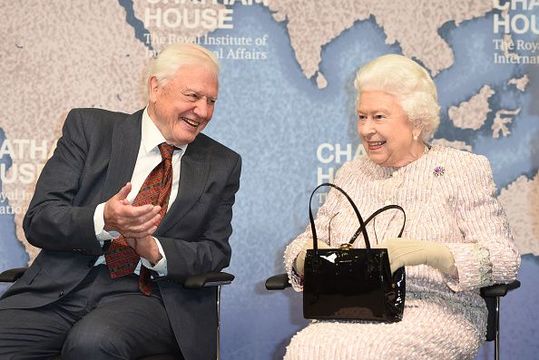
left=1, top=1, right=537, bottom=359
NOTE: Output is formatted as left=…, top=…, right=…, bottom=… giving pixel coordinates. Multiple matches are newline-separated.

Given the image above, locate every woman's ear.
left=412, top=127, right=422, bottom=141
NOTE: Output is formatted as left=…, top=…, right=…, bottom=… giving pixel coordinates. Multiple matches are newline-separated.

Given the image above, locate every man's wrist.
left=141, top=237, right=167, bottom=276
left=149, top=252, right=163, bottom=266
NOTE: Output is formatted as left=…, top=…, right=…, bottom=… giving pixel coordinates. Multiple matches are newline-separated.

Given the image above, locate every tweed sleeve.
left=445, top=155, right=520, bottom=291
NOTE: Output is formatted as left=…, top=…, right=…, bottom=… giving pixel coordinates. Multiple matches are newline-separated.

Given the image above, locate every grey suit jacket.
left=0, top=108, right=242, bottom=360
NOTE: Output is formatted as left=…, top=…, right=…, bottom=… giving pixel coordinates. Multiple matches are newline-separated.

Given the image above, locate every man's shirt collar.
left=142, top=107, right=188, bottom=155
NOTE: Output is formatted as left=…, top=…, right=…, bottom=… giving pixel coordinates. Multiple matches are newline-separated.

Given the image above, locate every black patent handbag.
left=303, top=183, right=406, bottom=322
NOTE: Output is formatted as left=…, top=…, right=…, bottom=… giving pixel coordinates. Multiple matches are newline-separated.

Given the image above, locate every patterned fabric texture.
left=283, top=145, right=520, bottom=359
left=105, top=143, right=175, bottom=295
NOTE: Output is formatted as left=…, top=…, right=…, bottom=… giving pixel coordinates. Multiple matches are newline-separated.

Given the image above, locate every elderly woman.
left=283, top=54, right=520, bottom=359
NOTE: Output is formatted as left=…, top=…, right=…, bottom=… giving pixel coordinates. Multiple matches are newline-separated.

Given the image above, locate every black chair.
left=480, top=280, right=521, bottom=360
left=0, top=267, right=234, bottom=360
left=265, top=273, right=520, bottom=360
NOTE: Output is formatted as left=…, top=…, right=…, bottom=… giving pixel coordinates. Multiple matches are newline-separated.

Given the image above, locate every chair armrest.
left=0, top=267, right=27, bottom=282
left=0, top=267, right=234, bottom=290
left=480, top=280, right=521, bottom=298
left=480, top=280, right=521, bottom=342
left=183, top=272, right=235, bottom=289
left=265, top=273, right=291, bottom=290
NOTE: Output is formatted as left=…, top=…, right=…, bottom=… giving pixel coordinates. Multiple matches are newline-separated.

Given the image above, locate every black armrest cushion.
left=0, top=267, right=233, bottom=289
left=480, top=280, right=521, bottom=298
left=265, top=273, right=291, bottom=290
left=183, top=272, right=234, bottom=289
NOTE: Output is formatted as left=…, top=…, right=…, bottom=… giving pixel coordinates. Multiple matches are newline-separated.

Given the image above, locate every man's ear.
left=148, top=76, right=160, bottom=103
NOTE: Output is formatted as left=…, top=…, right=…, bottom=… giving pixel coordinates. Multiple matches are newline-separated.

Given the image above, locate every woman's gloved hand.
left=293, top=240, right=331, bottom=276
left=376, top=238, right=456, bottom=276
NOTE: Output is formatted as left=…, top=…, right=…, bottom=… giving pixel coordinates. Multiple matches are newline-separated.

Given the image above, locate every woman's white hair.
left=146, top=43, right=219, bottom=97
left=353, top=54, right=440, bottom=141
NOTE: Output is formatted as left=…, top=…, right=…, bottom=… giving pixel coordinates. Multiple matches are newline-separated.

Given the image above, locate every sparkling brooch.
left=433, top=166, right=445, bottom=177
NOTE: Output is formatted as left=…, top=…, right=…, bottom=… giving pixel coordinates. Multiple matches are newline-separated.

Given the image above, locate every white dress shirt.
left=92, top=107, right=187, bottom=276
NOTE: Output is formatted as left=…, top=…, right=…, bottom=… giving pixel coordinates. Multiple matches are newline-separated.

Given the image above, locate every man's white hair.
left=354, top=54, right=440, bottom=141
left=146, top=43, right=219, bottom=98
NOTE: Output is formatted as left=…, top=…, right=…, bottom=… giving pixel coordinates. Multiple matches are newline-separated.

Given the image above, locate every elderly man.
left=0, top=43, right=241, bottom=360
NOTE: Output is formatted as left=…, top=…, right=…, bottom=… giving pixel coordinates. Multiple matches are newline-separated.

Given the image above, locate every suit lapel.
left=99, top=111, right=209, bottom=234
left=158, top=136, right=210, bottom=234
left=101, top=110, right=143, bottom=202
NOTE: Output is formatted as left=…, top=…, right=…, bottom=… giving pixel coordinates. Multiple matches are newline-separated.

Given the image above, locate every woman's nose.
left=358, top=119, right=375, bottom=136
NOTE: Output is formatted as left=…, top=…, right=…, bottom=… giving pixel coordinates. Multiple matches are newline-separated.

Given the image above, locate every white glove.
left=377, top=238, right=456, bottom=276
left=293, top=240, right=330, bottom=276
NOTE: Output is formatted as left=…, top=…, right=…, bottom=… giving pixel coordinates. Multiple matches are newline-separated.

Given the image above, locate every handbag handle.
left=309, top=183, right=369, bottom=255
left=309, top=183, right=407, bottom=254
left=349, top=204, right=406, bottom=245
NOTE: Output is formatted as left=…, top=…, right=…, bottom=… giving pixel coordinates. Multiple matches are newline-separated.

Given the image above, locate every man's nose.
left=194, top=99, right=210, bottom=118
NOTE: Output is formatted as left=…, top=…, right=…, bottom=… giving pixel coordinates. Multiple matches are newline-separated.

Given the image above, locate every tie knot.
left=158, top=143, right=176, bottom=161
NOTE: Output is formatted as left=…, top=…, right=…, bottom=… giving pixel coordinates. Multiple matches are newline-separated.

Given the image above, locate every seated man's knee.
left=0, top=308, right=68, bottom=358
left=62, top=321, right=132, bottom=360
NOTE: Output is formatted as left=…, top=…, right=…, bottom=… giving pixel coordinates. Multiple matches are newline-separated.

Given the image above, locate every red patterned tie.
left=105, top=143, right=175, bottom=295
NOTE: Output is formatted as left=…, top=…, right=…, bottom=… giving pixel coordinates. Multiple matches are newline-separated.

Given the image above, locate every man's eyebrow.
left=183, top=88, right=218, bottom=101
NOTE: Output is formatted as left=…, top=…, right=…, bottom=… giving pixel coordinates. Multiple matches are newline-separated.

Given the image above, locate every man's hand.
left=103, top=183, right=162, bottom=238
left=125, top=236, right=163, bottom=265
